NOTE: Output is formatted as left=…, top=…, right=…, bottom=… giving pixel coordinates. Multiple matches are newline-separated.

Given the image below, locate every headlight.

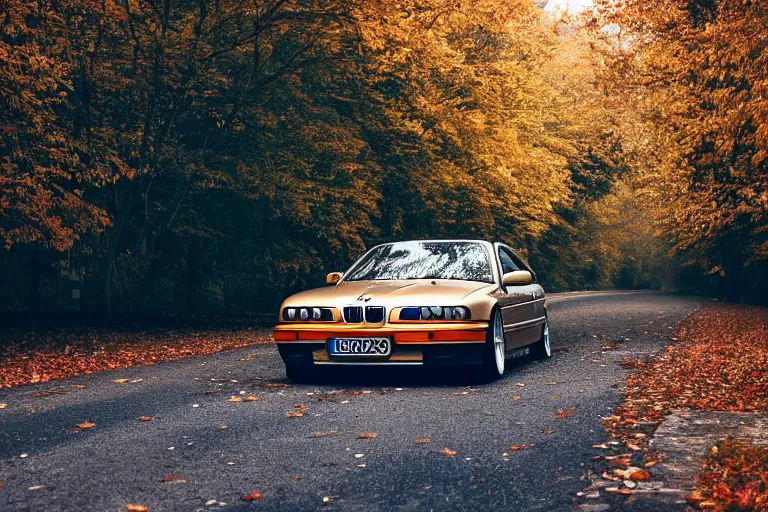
left=399, top=306, right=471, bottom=321
left=282, top=307, right=334, bottom=322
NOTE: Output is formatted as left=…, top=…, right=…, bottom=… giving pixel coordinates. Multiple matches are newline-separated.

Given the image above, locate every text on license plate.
left=328, top=337, right=391, bottom=356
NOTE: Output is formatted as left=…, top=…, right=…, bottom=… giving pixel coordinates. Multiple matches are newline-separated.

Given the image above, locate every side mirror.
left=326, top=272, right=343, bottom=285
left=502, top=270, right=533, bottom=286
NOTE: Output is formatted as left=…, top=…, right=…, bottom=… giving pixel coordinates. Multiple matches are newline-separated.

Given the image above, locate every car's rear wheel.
left=480, top=309, right=505, bottom=381
left=530, top=314, right=551, bottom=360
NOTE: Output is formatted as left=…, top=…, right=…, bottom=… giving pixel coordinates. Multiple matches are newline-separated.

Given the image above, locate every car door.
left=495, top=245, right=541, bottom=349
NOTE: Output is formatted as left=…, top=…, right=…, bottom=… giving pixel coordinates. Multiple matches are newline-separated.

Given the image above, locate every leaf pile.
left=690, top=439, right=768, bottom=512
left=590, top=304, right=768, bottom=505
left=603, top=304, right=768, bottom=452
left=0, top=328, right=272, bottom=388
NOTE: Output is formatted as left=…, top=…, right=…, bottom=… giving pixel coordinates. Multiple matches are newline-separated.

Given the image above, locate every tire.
left=530, top=314, right=552, bottom=360
left=480, top=309, right=506, bottom=381
left=285, top=363, right=316, bottom=383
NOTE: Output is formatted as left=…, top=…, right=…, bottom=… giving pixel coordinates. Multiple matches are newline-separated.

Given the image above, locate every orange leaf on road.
left=77, top=422, right=96, bottom=429
left=414, top=439, right=431, bottom=443
left=359, top=433, right=377, bottom=439
left=440, top=448, right=457, bottom=457
left=508, top=444, right=535, bottom=451
left=126, top=505, right=148, bottom=512
left=138, top=417, right=152, bottom=422
left=241, top=492, right=263, bottom=501
left=542, top=429, right=556, bottom=435
left=160, top=475, right=186, bottom=483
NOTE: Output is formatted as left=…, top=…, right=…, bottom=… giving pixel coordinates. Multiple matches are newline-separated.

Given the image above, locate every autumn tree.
left=590, top=0, right=768, bottom=300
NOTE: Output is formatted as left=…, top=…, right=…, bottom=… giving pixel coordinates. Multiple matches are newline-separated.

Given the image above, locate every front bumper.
left=277, top=342, right=485, bottom=367
left=274, top=322, right=488, bottom=368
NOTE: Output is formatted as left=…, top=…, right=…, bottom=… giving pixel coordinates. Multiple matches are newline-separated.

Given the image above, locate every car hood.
left=281, top=279, right=496, bottom=310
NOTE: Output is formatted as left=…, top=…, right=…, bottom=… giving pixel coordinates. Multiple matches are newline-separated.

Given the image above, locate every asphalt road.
left=0, top=291, right=703, bottom=512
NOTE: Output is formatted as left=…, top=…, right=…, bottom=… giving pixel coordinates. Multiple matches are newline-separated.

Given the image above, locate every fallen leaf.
left=287, top=412, right=304, bottom=417
left=322, top=496, right=333, bottom=504
left=292, top=475, right=302, bottom=480
left=508, top=444, right=535, bottom=451
left=602, top=472, right=623, bottom=482
left=238, top=357, right=257, bottom=361
left=629, top=470, right=651, bottom=481
left=440, top=448, right=457, bottom=457
left=542, top=429, right=556, bottom=435
left=112, top=379, right=130, bottom=384
left=323, top=461, right=337, bottom=466
left=73, top=385, right=86, bottom=389
left=77, top=422, right=96, bottom=429
left=138, top=416, right=152, bottom=422
left=244, top=396, right=260, bottom=402
left=546, top=381, right=557, bottom=385
left=161, top=475, right=186, bottom=483
left=359, top=433, right=377, bottom=439
left=34, top=391, right=68, bottom=397
left=556, top=408, right=576, bottom=419
left=241, top=492, right=263, bottom=501
left=626, top=442, right=642, bottom=451
left=218, top=425, right=228, bottom=429
left=228, top=396, right=242, bottom=402
left=515, top=383, right=525, bottom=387
left=125, top=505, right=148, bottom=512
left=0, top=404, right=6, bottom=409
left=264, top=383, right=286, bottom=388
left=687, top=490, right=706, bottom=503
left=592, top=444, right=609, bottom=449
left=414, top=439, right=431, bottom=444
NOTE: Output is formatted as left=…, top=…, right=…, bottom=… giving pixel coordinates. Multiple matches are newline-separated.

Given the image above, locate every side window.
left=498, top=248, right=520, bottom=274
left=509, top=250, right=536, bottom=282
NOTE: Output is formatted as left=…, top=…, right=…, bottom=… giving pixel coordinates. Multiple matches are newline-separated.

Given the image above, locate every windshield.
left=343, top=241, right=493, bottom=283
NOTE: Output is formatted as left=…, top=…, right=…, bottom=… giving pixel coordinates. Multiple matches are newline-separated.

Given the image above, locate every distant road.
left=0, top=291, right=702, bottom=511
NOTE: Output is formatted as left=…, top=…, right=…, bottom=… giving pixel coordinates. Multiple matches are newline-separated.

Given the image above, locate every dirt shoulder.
left=577, top=303, right=768, bottom=511
left=0, top=327, right=274, bottom=389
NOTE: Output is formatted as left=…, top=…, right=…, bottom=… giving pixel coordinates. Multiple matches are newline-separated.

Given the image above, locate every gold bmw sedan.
left=274, top=240, right=550, bottom=381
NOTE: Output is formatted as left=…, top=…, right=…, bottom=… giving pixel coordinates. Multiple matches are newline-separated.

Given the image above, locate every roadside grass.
left=598, top=304, right=768, bottom=510
left=0, top=327, right=273, bottom=388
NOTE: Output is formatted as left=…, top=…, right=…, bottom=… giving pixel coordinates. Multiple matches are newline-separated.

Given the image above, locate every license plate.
left=328, top=337, right=391, bottom=357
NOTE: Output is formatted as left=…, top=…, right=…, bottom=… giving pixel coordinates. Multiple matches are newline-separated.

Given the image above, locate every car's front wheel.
left=480, top=309, right=506, bottom=381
